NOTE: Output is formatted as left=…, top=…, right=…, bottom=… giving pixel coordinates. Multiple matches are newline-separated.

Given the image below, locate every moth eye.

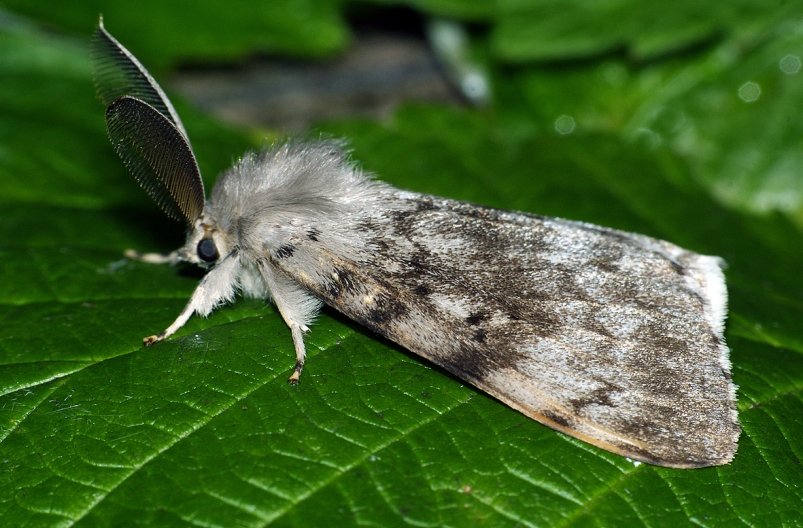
left=197, top=238, right=219, bottom=262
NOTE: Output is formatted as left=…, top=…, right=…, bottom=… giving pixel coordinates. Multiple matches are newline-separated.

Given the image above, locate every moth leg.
left=143, top=301, right=194, bottom=346
left=125, top=248, right=181, bottom=265
left=288, top=323, right=309, bottom=385
left=257, top=259, right=322, bottom=384
left=144, top=252, right=241, bottom=345
left=272, top=300, right=312, bottom=385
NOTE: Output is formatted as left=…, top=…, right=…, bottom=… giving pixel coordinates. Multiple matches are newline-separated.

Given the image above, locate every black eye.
left=197, top=238, right=219, bottom=262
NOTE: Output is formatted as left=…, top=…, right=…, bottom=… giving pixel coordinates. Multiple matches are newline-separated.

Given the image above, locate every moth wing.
left=104, top=96, right=205, bottom=223
left=275, top=194, right=739, bottom=468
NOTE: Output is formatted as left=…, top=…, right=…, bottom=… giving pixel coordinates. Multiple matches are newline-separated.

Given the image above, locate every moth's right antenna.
left=91, top=16, right=206, bottom=225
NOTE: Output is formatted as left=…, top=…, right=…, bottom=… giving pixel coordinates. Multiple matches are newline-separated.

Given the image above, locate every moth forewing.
left=93, top=21, right=739, bottom=468
left=268, top=193, right=739, bottom=468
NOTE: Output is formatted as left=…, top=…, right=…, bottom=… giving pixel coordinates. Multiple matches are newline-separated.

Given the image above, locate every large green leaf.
left=497, top=18, right=803, bottom=227
left=2, top=9, right=801, bottom=528
left=490, top=0, right=798, bottom=62
left=360, top=0, right=796, bottom=63
left=0, top=0, right=347, bottom=69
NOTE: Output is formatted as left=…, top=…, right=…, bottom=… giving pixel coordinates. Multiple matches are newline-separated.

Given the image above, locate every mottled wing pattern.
left=274, top=192, right=739, bottom=468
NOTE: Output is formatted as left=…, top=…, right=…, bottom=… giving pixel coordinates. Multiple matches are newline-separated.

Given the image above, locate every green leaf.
left=497, top=21, right=803, bottom=228
left=490, top=0, right=797, bottom=62
left=2, top=8, right=802, bottom=528
left=363, top=0, right=495, bottom=20
left=0, top=0, right=348, bottom=69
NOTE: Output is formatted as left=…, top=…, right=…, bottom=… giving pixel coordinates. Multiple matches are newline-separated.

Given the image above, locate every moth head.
left=180, top=216, right=234, bottom=268
left=91, top=18, right=208, bottom=245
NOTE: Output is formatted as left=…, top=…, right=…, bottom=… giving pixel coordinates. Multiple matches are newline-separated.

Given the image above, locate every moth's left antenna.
left=91, top=16, right=189, bottom=138
left=91, top=16, right=206, bottom=225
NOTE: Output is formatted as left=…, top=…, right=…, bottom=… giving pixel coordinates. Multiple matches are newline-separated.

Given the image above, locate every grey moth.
left=91, top=19, right=739, bottom=468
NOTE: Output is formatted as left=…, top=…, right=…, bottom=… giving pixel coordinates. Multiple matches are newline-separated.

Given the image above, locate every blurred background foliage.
left=0, top=1, right=801, bottom=526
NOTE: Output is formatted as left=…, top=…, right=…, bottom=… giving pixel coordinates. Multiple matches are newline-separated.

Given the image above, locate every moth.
left=91, top=19, right=739, bottom=468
